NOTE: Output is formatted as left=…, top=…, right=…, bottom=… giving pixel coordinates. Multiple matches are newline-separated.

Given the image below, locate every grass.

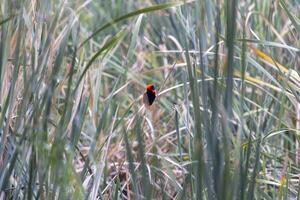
left=0, top=0, right=300, bottom=199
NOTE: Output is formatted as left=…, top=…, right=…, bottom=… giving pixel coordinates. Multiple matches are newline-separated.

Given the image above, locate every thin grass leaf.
left=74, top=29, right=127, bottom=92
left=126, top=14, right=144, bottom=67
left=135, top=116, right=152, bottom=200
left=184, top=43, right=204, bottom=199
left=70, top=93, right=89, bottom=148
left=175, top=107, right=182, bottom=159
left=224, top=0, right=237, bottom=116
left=0, top=14, right=16, bottom=26
left=79, top=1, right=190, bottom=48
left=124, top=128, right=139, bottom=199
left=279, top=0, right=300, bottom=34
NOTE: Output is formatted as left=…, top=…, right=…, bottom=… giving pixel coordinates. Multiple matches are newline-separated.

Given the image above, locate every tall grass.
left=0, top=0, right=300, bottom=199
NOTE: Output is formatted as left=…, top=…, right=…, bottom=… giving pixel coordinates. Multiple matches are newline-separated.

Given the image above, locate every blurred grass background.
left=0, top=0, right=300, bottom=199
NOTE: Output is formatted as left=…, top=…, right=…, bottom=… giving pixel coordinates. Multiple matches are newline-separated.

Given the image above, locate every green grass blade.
left=74, top=29, right=127, bottom=92
left=79, top=1, right=188, bottom=48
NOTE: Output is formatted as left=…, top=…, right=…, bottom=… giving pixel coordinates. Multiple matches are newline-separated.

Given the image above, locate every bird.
left=143, top=84, right=156, bottom=107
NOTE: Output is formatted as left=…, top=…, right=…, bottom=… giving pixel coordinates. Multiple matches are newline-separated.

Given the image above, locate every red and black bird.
left=143, top=84, right=156, bottom=106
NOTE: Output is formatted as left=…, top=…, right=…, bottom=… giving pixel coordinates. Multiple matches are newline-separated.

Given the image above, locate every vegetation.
left=0, top=0, right=300, bottom=199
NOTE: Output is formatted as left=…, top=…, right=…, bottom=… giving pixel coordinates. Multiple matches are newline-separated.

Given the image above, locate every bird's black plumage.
left=145, top=89, right=156, bottom=105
